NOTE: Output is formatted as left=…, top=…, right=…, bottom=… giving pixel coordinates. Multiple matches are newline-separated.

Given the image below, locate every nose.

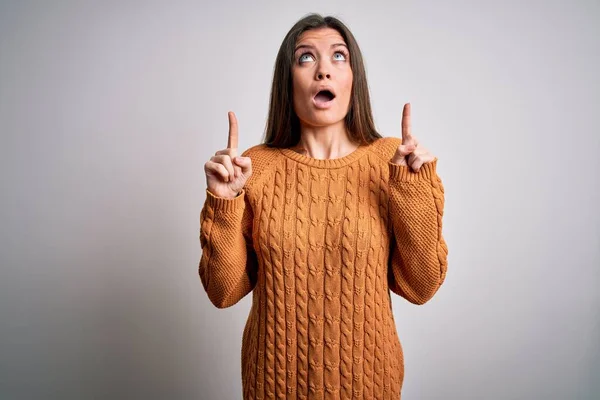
left=316, top=63, right=331, bottom=80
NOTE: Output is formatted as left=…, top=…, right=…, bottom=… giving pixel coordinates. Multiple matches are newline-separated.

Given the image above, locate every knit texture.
left=199, top=136, right=448, bottom=399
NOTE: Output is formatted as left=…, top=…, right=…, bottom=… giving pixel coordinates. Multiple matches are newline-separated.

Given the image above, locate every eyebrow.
left=294, top=43, right=348, bottom=52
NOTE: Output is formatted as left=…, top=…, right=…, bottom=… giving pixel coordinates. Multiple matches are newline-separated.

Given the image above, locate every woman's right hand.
left=204, top=111, right=253, bottom=199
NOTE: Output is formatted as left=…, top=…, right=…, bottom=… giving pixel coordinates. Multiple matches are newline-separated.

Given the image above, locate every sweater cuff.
left=389, top=158, right=438, bottom=183
left=205, top=189, right=246, bottom=212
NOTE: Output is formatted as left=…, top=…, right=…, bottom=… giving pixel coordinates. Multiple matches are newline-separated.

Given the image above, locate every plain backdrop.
left=1, top=0, right=599, bottom=399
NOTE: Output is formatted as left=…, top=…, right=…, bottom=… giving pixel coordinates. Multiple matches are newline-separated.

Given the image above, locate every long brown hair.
left=263, top=13, right=382, bottom=147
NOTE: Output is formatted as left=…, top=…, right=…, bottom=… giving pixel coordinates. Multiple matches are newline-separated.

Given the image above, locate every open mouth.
left=314, top=90, right=336, bottom=107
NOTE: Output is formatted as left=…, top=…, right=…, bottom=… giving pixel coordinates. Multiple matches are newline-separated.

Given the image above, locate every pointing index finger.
left=227, top=111, right=238, bottom=149
left=401, top=103, right=413, bottom=143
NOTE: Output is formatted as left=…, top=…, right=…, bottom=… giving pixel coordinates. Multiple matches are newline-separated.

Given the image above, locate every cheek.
left=340, top=70, right=353, bottom=97
left=292, top=87, right=305, bottom=113
left=291, top=80, right=310, bottom=118
left=292, top=73, right=310, bottom=101
left=338, top=83, right=352, bottom=111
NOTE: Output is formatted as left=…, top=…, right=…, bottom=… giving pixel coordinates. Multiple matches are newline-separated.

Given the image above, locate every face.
left=292, top=28, right=353, bottom=129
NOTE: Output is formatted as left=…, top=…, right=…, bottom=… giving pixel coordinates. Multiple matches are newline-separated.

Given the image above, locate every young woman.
left=199, top=13, right=448, bottom=400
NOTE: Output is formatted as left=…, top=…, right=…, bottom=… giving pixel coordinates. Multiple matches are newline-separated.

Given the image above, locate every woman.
left=199, top=13, right=448, bottom=400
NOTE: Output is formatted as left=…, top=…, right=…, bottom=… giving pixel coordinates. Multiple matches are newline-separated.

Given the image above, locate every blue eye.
left=299, top=53, right=314, bottom=63
left=333, top=52, right=346, bottom=61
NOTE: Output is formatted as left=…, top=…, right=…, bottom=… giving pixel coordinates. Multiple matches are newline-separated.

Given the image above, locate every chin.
left=301, top=110, right=346, bottom=128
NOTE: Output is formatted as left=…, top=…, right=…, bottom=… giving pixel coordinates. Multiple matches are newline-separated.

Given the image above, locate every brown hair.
left=263, top=13, right=382, bottom=147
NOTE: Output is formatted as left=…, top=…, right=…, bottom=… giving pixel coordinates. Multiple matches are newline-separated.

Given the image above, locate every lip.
left=312, top=85, right=336, bottom=110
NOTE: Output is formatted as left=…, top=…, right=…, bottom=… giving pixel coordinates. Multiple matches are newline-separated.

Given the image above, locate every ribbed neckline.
left=279, top=141, right=373, bottom=169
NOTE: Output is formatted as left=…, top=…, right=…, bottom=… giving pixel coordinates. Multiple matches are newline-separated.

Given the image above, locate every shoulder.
left=241, top=143, right=282, bottom=171
left=367, top=136, right=402, bottom=163
left=240, top=143, right=284, bottom=190
left=240, top=143, right=272, bottom=160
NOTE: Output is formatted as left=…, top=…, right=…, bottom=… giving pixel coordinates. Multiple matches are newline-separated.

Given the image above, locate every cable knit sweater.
left=199, top=136, right=448, bottom=399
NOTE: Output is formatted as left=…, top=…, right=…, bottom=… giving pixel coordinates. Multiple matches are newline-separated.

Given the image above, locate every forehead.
left=296, top=27, right=345, bottom=46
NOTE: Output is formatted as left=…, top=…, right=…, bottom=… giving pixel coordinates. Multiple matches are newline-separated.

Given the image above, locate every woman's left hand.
left=390, top=103, right=436, bottom=172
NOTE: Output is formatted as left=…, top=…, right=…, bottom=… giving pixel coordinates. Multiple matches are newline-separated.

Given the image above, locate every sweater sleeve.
left=387, top=158, right=448, bottom=305
left=198, top=188, right=258, bottom=308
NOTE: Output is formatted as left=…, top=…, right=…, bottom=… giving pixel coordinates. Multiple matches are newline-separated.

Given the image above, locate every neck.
left=294, top=120, right=358, bottom=160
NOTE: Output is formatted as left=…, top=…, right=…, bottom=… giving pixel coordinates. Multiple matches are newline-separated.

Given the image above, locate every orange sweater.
left=199, top=136, right=448, bottom=399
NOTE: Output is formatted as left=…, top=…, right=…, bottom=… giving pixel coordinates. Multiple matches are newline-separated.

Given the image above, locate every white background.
left=1, top=0, right=598, bottom=398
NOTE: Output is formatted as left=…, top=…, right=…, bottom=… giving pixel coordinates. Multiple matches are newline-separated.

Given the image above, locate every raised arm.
left=387, top=104, right=448, bottom=304
left=199, top=111, right=256, bottom=308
